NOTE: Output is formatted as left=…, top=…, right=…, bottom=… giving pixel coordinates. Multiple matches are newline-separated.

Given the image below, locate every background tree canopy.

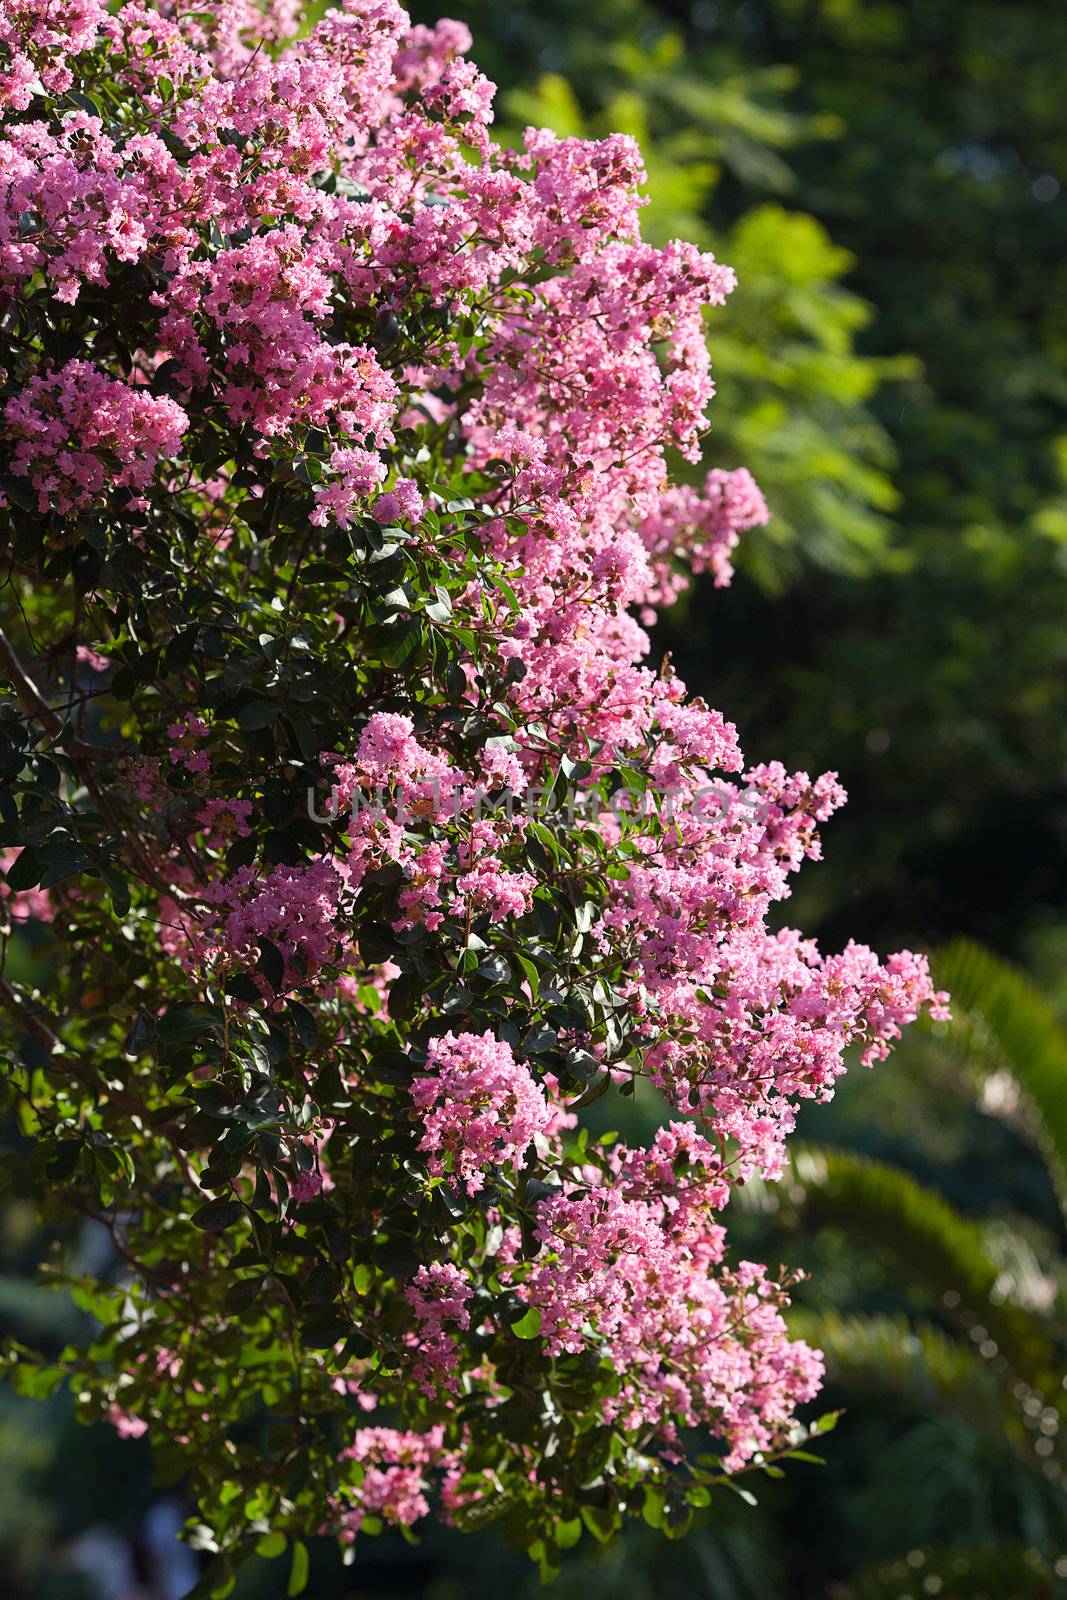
left=2, top=2, right=1065, bottom=1597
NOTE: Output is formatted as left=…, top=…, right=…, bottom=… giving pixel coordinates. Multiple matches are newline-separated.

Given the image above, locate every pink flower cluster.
left=167, top=715, right=210, bottom=777
left=196, top=797, right=253, bottom=842
left=107, top=1404, right=148, bottom=1440
left=159, top=857, right=349, bottom=993
left=371, top=476, right=425, bottom=526
left=404, top=1262, right=473, bottom=1394
left=335, top=1424, right=455, bottom=1541
left=326, top=717, right=535, bottom=933
left=4, top=360, right=187, bottom=514
left=0, top=0, right=104, bottom=110
left=514, top=1125, right=824, bottom=1469
left=207, top=859, right=347, bottom=992
left=168, top=230, right=400, bottom=441
left=411, top=1031, right=552, bottom=1195
left=638, top=467, right=770, bottom=613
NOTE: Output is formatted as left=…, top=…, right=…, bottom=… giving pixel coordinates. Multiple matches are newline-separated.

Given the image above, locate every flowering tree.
left=0, top=1, right=947, bottom=1589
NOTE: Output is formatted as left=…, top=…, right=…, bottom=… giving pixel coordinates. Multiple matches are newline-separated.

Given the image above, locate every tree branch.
left=0, top=623, right=63, bottom=737
left=0, top=975, right=140, bottom=1114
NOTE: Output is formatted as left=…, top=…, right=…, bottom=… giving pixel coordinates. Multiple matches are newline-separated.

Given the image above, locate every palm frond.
left=786, top=1147, right=1058, bottom=1387
left=936, top=939, right=1067, bottom=1217
left=788, top=1309, right=1038, bottom=1465
left=830, top=1541, right=1058, bottom=1600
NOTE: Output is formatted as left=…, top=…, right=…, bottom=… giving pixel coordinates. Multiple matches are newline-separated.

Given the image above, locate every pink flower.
left=0, top=0, right=950, bottom=1532
left=75, top=645, right=109, bottom=673
left=291, top=1168, right=324, bottom=1203
left=4, top=361, right=187, bottom=515
left=196, top=798, right=253, bottom=841
left=411, top=1031, right=552, bottom=1194
left=514, top=1127, right=823, bottom=1468
left=405, top=1262, right=473, bottom=1394
left=167, top=715, right=210, bottom=776
left=334, top=1424, right=454, bottom=1542
left=0, top=0, right=105, bottom=110
left=107, top=1405, right=148, bottom=1440
left=372, top=476, right=425, bottom=524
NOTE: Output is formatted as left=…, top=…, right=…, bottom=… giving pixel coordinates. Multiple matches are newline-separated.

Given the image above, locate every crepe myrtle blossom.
left=404, top=1262, right=474, bottom=1394
left=0, top=0, right=947, bottom=1577
left=4, top=360, right=188, bottom=514
left=515, top=1162, right=826, bottom=1470
left=107, top=1405, right=149, bottom=1440
left=410, top=1030, right=553, bottom=1194
left=0, top=0, right=105, bottom=110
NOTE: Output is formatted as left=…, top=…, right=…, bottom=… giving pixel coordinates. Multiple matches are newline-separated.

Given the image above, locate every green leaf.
left=509, top=1307, right=542, bottom=1340
left=787, top=1145, right=1056, bottom=1385
left=353, top=1262, right=374, bottom=1295
left=192, top=1199, right=244, bottom=1233
left=257, top=938, right=285, bottom=993
left=378, top=621, right=421, bottom=667
left=101, top=865, right=131, bottom=916
left=9, top=1363, right=66, bottom=1400
left=38, top=843, right=94, bottom=889
left=788, top=1308, right=1027, bottom=1458
left=157, top=1004, right=224, bottom=1046
left=581, top=1505, right=617, bottom=1544
left=569, top=1072, right=610, bottom=1110
left=515, top=953, right=540, bottom=1000
left=555, top=1516, right=582, bottom=1550
left=287, top=1541, right=310, bottom=1597
left=223, top=1277, right=262, bottom=1314
left=286, top=999, right=318, bottom=1050
left=46, top=1139, right=82, bottom=1181
left=236, top=700, right=278, bottom=730
left=124, top=1011, right=154, bottom=1055
left=3, top=848, right=41, bottom=891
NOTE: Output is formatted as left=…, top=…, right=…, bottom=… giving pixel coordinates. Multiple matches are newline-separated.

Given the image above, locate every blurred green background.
left=3, top=0, right=1066, bottom=1594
